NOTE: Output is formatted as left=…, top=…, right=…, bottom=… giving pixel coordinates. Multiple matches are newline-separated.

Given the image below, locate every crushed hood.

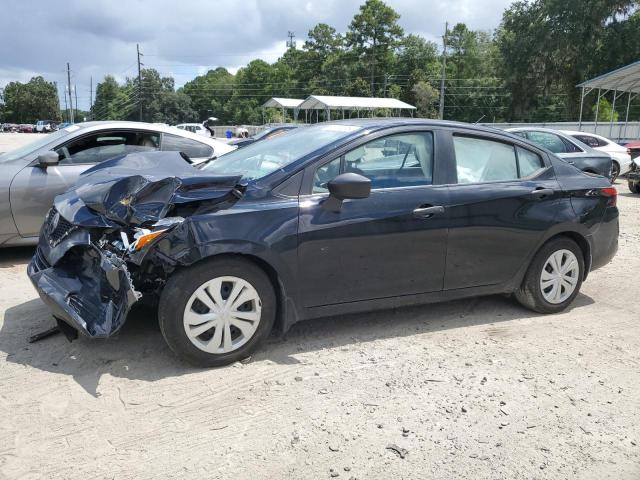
left=54, top=151, right=243, bottom=227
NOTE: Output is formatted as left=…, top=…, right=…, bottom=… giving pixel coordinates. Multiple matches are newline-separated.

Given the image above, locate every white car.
left=175, top=123, right=212, bottom=137
left=561, top=130, right=632, bottom=181
left=35, top=120, right=57, bottom=133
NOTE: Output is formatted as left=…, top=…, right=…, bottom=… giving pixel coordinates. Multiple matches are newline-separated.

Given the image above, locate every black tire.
left=515, top=237, right=584, bottom=314
left=629, top=180, right=640, bottom=194
left=610, top=161, right=620, bottom=184
left=158, top=257, right=276, bottom=367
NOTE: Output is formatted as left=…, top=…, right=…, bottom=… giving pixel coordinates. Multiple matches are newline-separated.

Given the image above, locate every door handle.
left=530, top=188, right=554, bottom=199
left=413, top=205, right=445, bottom=218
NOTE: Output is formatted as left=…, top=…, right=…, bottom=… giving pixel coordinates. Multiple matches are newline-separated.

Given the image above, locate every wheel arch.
left=173, top=250, right=299, bottom=336
left=539, top=231, right=592, bottom=280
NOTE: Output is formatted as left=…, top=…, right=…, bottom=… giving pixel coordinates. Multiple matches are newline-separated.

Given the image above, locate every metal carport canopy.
left=577, top=60, right=640, bottom=93
left=298, top=95, right=416, bottom=110
left=262, top=98, right=304, bottom=108
left=576, top=60, right=640, bottom=136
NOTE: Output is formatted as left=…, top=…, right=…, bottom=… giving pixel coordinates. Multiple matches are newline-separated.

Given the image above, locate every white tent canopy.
left=298, top=95, right=416, bottom=111
left=262, top=98, right=304, bottom=108
left=576, top=60, right=640, bottom=137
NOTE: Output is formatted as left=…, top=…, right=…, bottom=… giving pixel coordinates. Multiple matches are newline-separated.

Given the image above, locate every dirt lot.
left=0, top=133, right=638, bottom=479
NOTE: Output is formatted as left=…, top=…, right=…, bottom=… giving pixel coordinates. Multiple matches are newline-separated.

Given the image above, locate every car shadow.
left=0, top=246, right=34, bottom=269
left=1, top=291, right=595, bottom=397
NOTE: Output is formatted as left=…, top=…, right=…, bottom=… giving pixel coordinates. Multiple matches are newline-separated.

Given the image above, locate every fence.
left=482, top=121, right=640, bottom=143
left=209, top=121, right=640, bottom=143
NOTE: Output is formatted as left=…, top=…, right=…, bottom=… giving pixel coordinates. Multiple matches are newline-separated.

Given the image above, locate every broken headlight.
left=129, top=217, right=184, bottom=252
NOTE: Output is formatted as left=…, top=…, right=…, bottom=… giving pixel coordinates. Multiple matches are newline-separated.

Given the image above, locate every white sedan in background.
left=175, top=123, right=213, bottom=137
left=562, top=130, right=632, bottom=182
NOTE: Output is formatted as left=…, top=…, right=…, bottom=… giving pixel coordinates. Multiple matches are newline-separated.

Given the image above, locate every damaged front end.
left=28, top=151, right=244, bottom=339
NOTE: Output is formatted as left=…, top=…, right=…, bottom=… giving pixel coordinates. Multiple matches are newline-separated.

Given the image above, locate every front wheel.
left=629, top=180, right=640, bottom=194
left=158, top=257, right=276, bottom=367
left=515, top=238, right=584, bottom=314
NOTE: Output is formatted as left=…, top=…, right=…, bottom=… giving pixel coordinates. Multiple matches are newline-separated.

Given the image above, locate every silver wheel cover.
left=540, top=249, right=579, bottom=304
left=183, top=276, right=262, bottom=354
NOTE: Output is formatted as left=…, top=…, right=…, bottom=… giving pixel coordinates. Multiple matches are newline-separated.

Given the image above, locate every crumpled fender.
left=71, top=151, right=243, bottom=226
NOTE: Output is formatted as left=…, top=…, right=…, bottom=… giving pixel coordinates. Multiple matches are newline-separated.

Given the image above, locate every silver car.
left=0, top=121, right=236, bottom=247
left=506, top=127, right=613, bottom=181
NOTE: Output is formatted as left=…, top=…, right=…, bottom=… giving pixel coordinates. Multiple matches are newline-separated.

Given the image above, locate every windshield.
left=202, top=124, right=360, bottom=180
left=0, top=127, right=75, bottom=163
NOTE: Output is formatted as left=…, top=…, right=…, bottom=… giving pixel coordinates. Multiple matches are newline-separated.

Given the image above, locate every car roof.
left=560, top=130, right=607, bottom=139
left=315, top=118, right=514, bottom=136
left=61, top=120, right=232, bottom=150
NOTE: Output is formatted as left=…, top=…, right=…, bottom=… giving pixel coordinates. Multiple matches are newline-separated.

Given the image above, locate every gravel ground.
left=0, top=132, right=639, bottom=479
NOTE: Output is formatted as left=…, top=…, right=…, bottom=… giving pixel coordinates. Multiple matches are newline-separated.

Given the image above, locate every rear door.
left=444, top=132, right=562, bottom=289
left=297, top=130, right=449, bottom=307
left=10, top=129, right=160, bottom=237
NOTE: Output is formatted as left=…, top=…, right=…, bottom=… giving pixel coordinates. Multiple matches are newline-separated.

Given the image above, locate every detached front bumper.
left=28, top=243, right=140, bottom=339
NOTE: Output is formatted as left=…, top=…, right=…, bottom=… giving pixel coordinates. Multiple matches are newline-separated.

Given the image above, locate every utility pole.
left=286, top=31, right=296, bottom=49
left=89, top=76, right=93, bottom=118
left=137, top=43, right=143, bottom=121
left=439, top=22, right=448, bottom=120
left=62, top=86, right=68, bottom=122
left=370, top=38, right=376, bottom=97
left=74, top=84, right=78, bottom=122
left=66, top=62, right=74, bottom=123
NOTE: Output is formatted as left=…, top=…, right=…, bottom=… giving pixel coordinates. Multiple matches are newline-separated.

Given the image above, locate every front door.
left=297, top=131, right=449, bottom=307
left=10, top=129, right=160, bottom=237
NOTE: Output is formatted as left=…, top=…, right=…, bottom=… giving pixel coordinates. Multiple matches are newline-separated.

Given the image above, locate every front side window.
left=56, top=130, right=160, bottom=165
left=161, top=134, right=213, bottom=159
left=454, top=136, right=544, bottom=183
left=312, top=132, right=434, bottom=192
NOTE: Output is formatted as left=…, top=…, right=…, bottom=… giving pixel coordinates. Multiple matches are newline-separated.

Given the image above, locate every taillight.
left=601, top=186, right=617, bottom=207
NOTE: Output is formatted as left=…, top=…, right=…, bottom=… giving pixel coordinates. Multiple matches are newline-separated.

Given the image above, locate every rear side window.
left=516, top=147, right=545, bottom=177
left=573, top=134, right=605, bottom=148
left=162, top=134, right=213, bottom=159
left=454, top=136, right=544, bottom=184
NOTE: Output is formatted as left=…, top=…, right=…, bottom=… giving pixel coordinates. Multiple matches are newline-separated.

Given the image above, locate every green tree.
left=181, top=67, right=235, bottom=122
left=91, top=75, right=126, bottom=120
left=592, top=97, right=619, bottom=122
left=346, top=0, right=404, bottom=95
left=497, top=0, right=636, bottom=121
left=2, top=76, right=60, bottom=123
left=412, top=81, right=439, bottom=118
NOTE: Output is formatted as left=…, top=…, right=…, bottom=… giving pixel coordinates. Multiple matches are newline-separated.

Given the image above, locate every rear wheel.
left=515, top=238, right=584, bottom=314
left=158, top=257, right=276, bottom=367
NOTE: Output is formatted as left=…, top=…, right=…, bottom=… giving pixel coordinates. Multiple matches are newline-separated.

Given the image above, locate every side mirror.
left=324, top=172, right=371, bottom=211
left=37, top=151, right=59, bottom=168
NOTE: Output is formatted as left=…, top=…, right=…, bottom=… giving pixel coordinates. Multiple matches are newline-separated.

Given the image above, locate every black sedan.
left=28, top=119, right=619, bottom=366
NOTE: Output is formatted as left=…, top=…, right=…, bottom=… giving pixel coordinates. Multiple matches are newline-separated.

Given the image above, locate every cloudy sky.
left=0, top=0, right=513, bottom=110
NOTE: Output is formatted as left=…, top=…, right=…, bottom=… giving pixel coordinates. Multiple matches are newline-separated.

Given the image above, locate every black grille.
left=32, top=247, right=50, bottom=272
left=46, top=208, right=75, bottom=246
